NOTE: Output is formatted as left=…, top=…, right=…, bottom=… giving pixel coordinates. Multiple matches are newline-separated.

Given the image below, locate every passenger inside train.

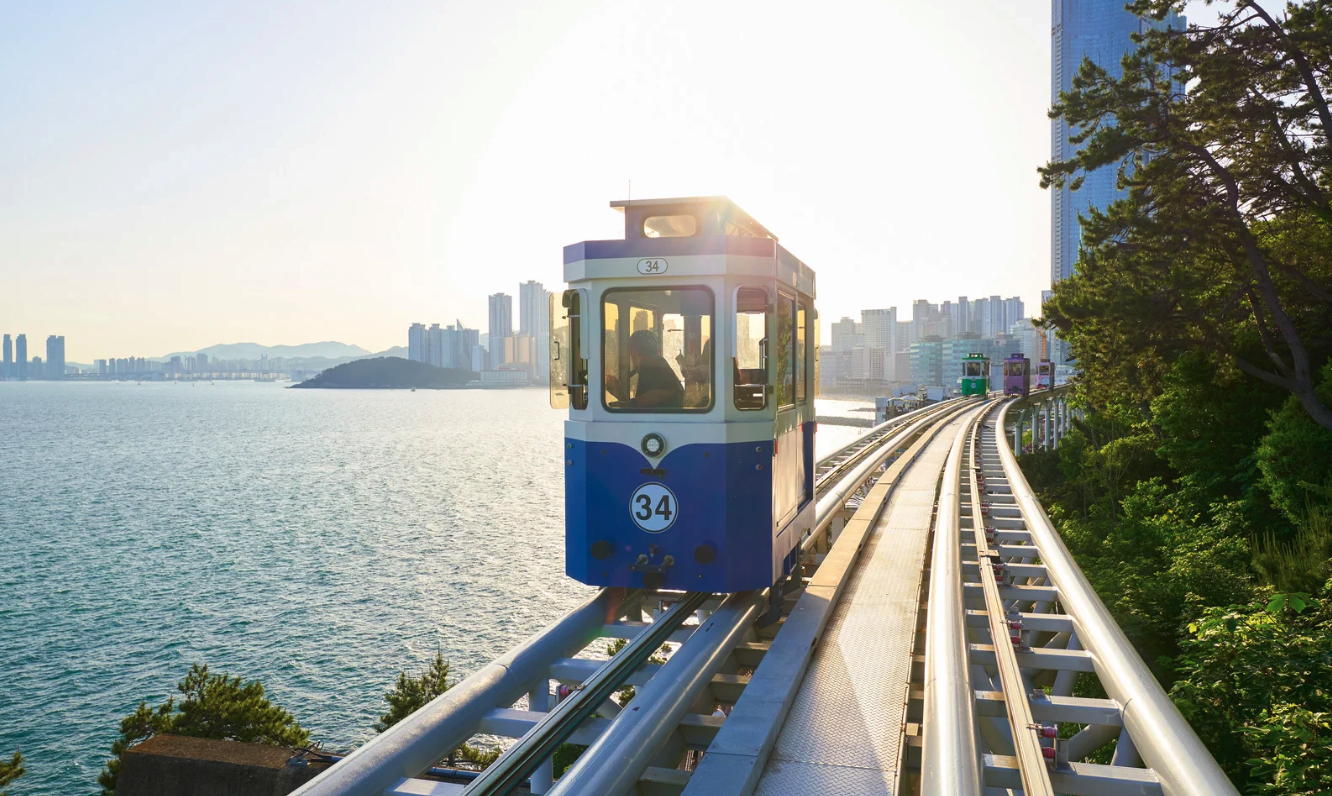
left=605, top=329, right=685, bottom=409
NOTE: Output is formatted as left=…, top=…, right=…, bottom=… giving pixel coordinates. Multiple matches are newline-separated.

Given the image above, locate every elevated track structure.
left=292, top=389, right=1237, bottom=796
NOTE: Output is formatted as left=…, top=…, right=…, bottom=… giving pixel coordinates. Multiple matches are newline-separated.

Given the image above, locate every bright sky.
left=0, top=1, right=1229, bottom=362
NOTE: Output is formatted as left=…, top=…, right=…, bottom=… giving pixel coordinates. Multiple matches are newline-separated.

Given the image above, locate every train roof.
left=564, top=195, right=815, bottom=297
left=609, top=196, right=777, bottom=242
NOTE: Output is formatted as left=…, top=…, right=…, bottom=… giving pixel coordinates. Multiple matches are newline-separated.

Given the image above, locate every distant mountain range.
left=157, top=341, right=372, bottom=361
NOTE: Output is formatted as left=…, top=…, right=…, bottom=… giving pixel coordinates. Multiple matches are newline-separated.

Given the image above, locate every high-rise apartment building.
left=952, top=297, right=970, bottom=335
left=45, top=335, right=65, bottom=379
left=1003, top=297, right=1025, bottom=331
left=1052, top=1, right=1184, bottom=284
left=15, top=334, right=27, bottom=380
left=518, top=281, right=550, bottom=337
left=830, top=317, right=863, bottom=352
left=488, top=293, right=513, bottom=362
left=408, top=323, right=427, bottom=363
left=861, top=308, right=896, bottom=354
left=2, top=334, right=10, bottom=379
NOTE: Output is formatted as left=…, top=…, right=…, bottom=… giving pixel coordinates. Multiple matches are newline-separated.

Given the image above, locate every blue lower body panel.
left=566, top=437, right=781, bottom=592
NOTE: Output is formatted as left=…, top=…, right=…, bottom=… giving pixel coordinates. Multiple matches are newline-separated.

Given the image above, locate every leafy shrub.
left=1170, top=590, right=1332, bottom=793
left=1255, top=364, right=1332, bottom=527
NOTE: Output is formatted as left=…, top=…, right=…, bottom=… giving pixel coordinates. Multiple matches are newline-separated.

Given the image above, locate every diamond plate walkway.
left=749, top=414, right=960, bottom=795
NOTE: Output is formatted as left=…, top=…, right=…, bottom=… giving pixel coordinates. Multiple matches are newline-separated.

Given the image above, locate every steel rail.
left=963, top=405, right=1054, bottom=796
left=803, top=398, right=980, bottom=553
left=458, top=591, right=710, bottom=796
left=547, top=589, right=768, bottom=796
left=813, top=399, right=957, bottom=487
left=993, top=401, right=1239, bottom=796
left=290, top=589, right=638, bottom=796
left=920, top=402, right=989, bottom=795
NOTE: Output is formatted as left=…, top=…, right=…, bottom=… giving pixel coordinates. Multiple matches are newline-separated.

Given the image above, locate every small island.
left=290, top=357, right=477, bottom=389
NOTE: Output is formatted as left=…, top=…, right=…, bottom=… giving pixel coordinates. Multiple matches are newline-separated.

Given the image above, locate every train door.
left=550, top=290, right=588, bottom=410
left=773, top=290, right=803, bottom=529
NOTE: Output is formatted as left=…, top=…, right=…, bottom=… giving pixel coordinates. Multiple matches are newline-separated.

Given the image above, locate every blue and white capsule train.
left=550, top=196, right=818, bottom=593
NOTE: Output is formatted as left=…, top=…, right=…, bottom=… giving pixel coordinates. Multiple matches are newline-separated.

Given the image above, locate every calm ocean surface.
left=0, top=381, right=868, bottom=794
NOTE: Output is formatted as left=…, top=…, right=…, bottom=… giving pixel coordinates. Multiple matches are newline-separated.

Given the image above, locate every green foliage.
left=0, top=751, right=24, bottom=796
left=99, top=664, right=308, bottom=796
left=374, top=652, right=503, bottom=771
left=375, top=652, right=454, bottom=733
left=1252, top=506, right=1332, bottom=597
left=603, top=638, right=671, bottom=705
left=1255, top=364, right=1332, bottom=526
left=552, top=743, right=587, bottom=778
left=1170, top=591, right=1332, bottom=792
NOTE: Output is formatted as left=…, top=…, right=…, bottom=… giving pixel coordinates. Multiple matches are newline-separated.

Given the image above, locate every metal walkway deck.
left=752, top=411, right=969, bottom=795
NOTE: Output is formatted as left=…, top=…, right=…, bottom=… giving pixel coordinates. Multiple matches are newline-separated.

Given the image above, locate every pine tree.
left=99, top=664, right=307, bottom=796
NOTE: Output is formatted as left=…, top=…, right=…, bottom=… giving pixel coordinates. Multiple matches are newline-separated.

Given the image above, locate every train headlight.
left=641, top=433, right=666, bottom=458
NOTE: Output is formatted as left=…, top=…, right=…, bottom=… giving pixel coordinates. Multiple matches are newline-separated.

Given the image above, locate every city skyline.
left=1, top=2, right=1241, bottom=364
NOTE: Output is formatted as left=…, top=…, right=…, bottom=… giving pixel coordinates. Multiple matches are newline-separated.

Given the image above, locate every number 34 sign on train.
left=630, top=483, right=678, bottom=533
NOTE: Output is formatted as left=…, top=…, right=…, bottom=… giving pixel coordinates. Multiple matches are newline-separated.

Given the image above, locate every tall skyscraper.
left=2, top=334, right=10, bottom=379
left=830, top=317, right=862, bottom=352
left=15, top=334, right=27, bottom=380
left=408, top=322, right=427, bottom=362
left=952, top=296, right=970, bottom=335
left=1052, top=1, right=1184, bottom=284
left=1003, top=297, right=1025, bottom=331
left=488, top=293, right=513, bottom=362
left=518, top=280, right=550, bottom=337
left=427, top=324, right=445, bottom=367
left=861, top=308, right=897, bottom=354
left=45, top=335, right=65, bottom=380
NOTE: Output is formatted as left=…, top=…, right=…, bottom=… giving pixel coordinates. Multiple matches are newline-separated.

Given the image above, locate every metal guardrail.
left=288, top=590, right=633, bottom=796
left=459, top=591, right=709, bottom=796
left=804, top=398, right=977, bottom=553
left=992, top=400, right=1238, bottom=796
left=816, top=398, right=956, bottom=478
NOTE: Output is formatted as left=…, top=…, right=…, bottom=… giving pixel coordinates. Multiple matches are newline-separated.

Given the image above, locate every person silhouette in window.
left=606, top=329, right=684, bottom=408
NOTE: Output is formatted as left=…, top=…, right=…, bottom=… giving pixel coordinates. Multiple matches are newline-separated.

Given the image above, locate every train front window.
left=963, top=361, right=983, bottom=377
left=602, top=288, right=713, bottom=412
left=734, top=288, right=767, bottom=411
left=643, top=215, right=697, bottom=238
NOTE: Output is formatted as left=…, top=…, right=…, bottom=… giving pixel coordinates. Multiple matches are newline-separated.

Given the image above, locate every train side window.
left=602, top=287, right=713, bottom=412
left=550, top=290, right=587, bottom=410
left=796, top=301, right=807, bottom=404
left=734, top=288, right=768, bottom=411
left=776, top=293, right=796, bottom=408
left=643, top=215, right=697, bottom=238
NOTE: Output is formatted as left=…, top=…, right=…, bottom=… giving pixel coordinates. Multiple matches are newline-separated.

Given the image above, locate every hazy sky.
left=0, top=1, right=1228, bottom=362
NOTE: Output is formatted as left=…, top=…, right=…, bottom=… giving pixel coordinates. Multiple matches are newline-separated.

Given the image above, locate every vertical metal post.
left=528, top=683, right=554, bottom=793
left=1013, top=410, right=1021, bottom=452
left=1053, top=399, right=1061, bottom=449
left=1044, top=401, right=1052, bottom=450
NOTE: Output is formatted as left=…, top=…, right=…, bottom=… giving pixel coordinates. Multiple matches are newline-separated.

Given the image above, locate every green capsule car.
left=960, top=353, right=990, bottom=396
